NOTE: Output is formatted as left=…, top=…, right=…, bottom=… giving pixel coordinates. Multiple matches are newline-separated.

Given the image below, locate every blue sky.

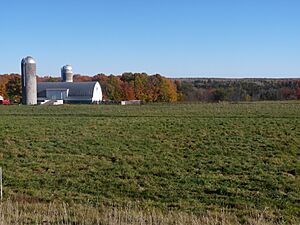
left=1, top=0, right=300, bottom=78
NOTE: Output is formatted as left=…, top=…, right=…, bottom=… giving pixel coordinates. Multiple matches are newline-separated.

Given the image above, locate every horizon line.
left=1, top=72, right=300, bottom=80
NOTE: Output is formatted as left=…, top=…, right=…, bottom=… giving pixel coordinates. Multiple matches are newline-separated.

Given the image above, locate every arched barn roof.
left=37, top=82, right=98, bottom=98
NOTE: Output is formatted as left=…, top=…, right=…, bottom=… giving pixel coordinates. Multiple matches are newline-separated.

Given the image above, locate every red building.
left=0, top=96, right=10, bottom=105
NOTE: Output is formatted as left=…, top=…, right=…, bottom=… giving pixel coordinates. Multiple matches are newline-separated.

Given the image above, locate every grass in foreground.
left=0, top=200, right=298, bottom=225
left=0, top=102, right=300, bottom=223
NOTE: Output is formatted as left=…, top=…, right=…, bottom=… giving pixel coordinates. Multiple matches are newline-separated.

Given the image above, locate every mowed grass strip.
left=0, top=102, right=299, bottom=221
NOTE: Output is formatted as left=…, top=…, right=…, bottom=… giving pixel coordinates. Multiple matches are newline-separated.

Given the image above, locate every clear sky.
left=1, top=0, right=300, bottom=78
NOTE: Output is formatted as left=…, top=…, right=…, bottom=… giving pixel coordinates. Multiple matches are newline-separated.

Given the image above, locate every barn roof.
left=37, top=82, right=98, bottom=98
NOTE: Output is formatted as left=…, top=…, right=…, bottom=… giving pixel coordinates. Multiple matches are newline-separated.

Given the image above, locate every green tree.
left=107, top=76, right=123, bottom=101
left=212, top=89, right=226, bottom=102
left=6, top=76, right=22, bottom=103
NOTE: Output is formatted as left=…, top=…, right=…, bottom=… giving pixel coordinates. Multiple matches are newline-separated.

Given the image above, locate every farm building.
left=21, top=56, right=103, bottom=105
left=37, top=64, right=102, bottom=104
left=121, top=100, right=142, bottom=105
left=0, top=96, right=10, bottom=105
left=37, top=81, right=102, bottom=104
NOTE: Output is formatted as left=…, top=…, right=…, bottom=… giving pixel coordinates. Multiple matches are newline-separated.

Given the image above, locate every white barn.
left=37, top=81, right=102, bottom=104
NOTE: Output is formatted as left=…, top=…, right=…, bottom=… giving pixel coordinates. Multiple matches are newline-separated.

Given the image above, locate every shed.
left=121, top=100, right=142, bottom=105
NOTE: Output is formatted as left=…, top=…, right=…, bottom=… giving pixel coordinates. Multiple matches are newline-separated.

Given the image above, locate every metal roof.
left=21, top=56, right=36, bottom=64
left=61, top=65, right=73, bottom=72
left=37, top=82, right=98, bottom=98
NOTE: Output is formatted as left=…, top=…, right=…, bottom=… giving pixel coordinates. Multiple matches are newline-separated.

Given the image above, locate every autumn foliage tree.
left=0, top=83, right=7, bottom=98
left=296, top=88, right=300, bottom=100
left=92, top=73, right=178, bottom=102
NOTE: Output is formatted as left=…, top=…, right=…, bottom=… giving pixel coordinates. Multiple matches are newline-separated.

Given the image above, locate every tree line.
left=0, top=73, right=300, bottom=103
left=176, top=78, right=300, bottom=102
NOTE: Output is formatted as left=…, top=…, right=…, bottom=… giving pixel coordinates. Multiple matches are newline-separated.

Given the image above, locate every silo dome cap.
left=22, top=56, right=36, bottom=64
left=62, top=65, right=73, bottom=72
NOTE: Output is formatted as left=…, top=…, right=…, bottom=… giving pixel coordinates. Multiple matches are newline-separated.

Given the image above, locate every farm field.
left=0, top=102, right=300, bottom=224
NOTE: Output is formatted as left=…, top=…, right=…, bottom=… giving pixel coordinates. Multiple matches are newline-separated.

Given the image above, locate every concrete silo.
left=21, top=56, right=37, bottom=105
left=61, top=65, right=73, bottom=82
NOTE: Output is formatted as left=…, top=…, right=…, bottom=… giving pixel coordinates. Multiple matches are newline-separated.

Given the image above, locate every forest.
left=0, top=73, right=300, bottom=103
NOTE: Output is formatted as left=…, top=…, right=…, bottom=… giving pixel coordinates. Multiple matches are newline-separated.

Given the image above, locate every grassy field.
left=0, top=102, right=300, bottom=223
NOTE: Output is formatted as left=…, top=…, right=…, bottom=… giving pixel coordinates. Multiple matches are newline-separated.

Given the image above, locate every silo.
left=61, top=65, right=73, bottom=82
left=21, top=56, right=37, bottom=105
